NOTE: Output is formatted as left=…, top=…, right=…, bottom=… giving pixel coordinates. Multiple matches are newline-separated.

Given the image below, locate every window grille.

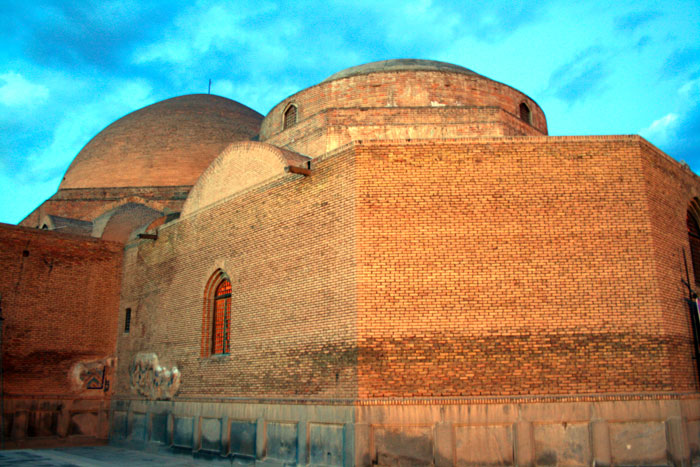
left=283, top=105, right=297, bottom=129
left=212, top=279, right=232, bottom=354
left=688, top=212, right=700, bottom=286
left=124, top=308, right=131, bottom=333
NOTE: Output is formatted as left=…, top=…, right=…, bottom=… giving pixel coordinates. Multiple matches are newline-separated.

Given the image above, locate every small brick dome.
left=59, top=94, right=263, bottom=190
left=320, top=58, right=480, bottom=82
left=260, top=59, right=547, bottom=157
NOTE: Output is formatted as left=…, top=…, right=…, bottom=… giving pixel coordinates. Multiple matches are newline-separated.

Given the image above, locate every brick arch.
left=201, top=269, right=230, bottom=357
left=687, top=198, right=700, bottom=288
left=94, top=202, right=164, bottom=243
left=689, top=197, right=700, bottom=222
left=283, top=103, right=298, bottom=129
left=181, top=141, right=310, bottom=217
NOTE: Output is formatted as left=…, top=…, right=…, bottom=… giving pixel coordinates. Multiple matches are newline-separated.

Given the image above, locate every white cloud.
left=640, top=113, right=680, bottom=146
left=132, top=1, right=288, bottom=67
left=0, top=72, right=49, bottom=107
left=26, top=79, right=154, bottom=178
left=0, top=171, right=60, bottom=224
left=679, top=77, right=700, bottom=98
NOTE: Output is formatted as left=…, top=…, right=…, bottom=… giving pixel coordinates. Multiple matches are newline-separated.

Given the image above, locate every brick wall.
left=0, top=223, right=123, bottom=396
left=355, top=136, right=699, bottom=398
left=113, top=136, right=699, bottom=403
left=640, top=140, right=700, bottom=391
left=114, top=147, right=357, bottom=399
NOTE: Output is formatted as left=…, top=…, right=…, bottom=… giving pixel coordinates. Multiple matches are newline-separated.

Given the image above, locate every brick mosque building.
left=1, top=59, right=700, bottom=465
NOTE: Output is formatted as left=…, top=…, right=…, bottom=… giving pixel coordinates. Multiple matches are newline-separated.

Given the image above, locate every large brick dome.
left=59, top=94, right=263, bottom=189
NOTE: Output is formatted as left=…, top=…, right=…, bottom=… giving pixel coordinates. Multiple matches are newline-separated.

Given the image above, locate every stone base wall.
left=2, top=397, right=110, bottom=449
left=356, top=396, right=700, bottom=466
left=110, top=395, right=700, bottom=466
left=109, top=399, right=355, bottom=465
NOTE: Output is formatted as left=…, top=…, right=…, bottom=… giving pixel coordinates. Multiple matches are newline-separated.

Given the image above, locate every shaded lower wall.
left=3, top=396, right=110, bottom=449
left=0, top=223, right=123, bottom=448
left=109, top=395, right=700, bottom=466
left=109, top=399, right=354, bottom=465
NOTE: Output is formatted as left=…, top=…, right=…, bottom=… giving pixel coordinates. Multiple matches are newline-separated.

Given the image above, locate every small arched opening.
left=519, top=102, right=532, bottom=124
left=201, top=270, right=232, bottom=357
left=283, top=104, right=298, bottom=130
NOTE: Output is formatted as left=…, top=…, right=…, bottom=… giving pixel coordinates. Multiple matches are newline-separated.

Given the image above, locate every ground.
left=0, top=446, right=230, bottom=466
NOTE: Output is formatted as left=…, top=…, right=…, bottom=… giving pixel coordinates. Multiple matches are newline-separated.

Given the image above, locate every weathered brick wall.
left=260, top=70, right=546, bottom=157
left=640, top=140, right=700, bottom=391
left=20, top=186, right=190, bottom=228
left=0, top=224, right=123, bottom=396
left=114, top=148, right=356, bottom=399
left=354, top=136, right=698, bottom=398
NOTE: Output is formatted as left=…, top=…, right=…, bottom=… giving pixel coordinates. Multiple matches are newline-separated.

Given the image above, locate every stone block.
left=129, top=412, right=146, bottom=442
left=174, top=416, right=194, bottom=448
left=10, top=411, right=28, bottom=440
left=267, top=422, right=298, bottom=464
left=454, top=424, right=513, bottom=466
left=609, top=421, right=668, bottom=465
left=150, top=413, right=168, bottom=445
left=200, top=417, right=222, bottom=453
left=688, top=419, right=700, bottom=464
left=309, top=423, right=344, bottom=466
left=533, top=423, right=591, bottom=466
left=69, top=411, right=98, bottom=437
left=373, top=425, right=434, bottom=466
left=111, top=410, right=128, bottom=440
left=230, top=420, right=257, bottom=458
left=27, top=411, right=58, bottom=437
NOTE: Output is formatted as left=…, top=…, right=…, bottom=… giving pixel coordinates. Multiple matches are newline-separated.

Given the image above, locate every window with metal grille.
left=688, top=212, right=700, bottom=286
left=124, top=308, right=131, bottom=333
left=519, top=102, right=531, bottom=123
left=212, top=279, right=232, bottom=354
left=283, top=104, right=297, bottom=129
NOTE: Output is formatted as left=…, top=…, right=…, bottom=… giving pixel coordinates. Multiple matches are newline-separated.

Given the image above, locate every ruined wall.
left=0, top=224, right=122, bottom=446
left=20, top=186, right=189, bottom=229
left=114, top=147, right=356, bottom=400
left=354, top=136, right=699, bottom=398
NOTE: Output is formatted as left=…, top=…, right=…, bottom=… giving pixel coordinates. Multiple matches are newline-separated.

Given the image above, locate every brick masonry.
left=6, top=60, right=700, bottom=463
left=261, top=70, right=547, bottom=158
left=0, top=224, right=122, bottom=447
left=355, top=136, right=699, bottom=398
left=114, top=135, right=700, bottom=402
left=115, top=147, right=357, bottom=399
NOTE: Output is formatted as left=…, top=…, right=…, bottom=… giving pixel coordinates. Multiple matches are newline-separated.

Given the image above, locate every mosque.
left=1, top=59, right=700, bottom=465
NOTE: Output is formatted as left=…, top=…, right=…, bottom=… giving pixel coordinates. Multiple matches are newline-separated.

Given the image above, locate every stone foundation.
left=2, top=397, right=110, bottom=449
left=109, top=399, right=354, bottom=464
left=110, top=394, right=700, bottom=466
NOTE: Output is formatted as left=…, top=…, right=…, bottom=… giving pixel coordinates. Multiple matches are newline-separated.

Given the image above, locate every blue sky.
left=1, top=0, right=699, bottom=224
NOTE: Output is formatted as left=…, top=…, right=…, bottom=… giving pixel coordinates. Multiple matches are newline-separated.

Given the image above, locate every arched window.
left=283, top=104, right=297, bottom=129
left=211, top=279, right=232, bottom=354
left=519, top=102, right=531, bottom=124
left=688, top=210, right=700, bottom=287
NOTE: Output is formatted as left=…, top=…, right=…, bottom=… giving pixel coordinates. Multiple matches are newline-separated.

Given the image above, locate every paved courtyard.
left=0, top=445, right=225, bottom=466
